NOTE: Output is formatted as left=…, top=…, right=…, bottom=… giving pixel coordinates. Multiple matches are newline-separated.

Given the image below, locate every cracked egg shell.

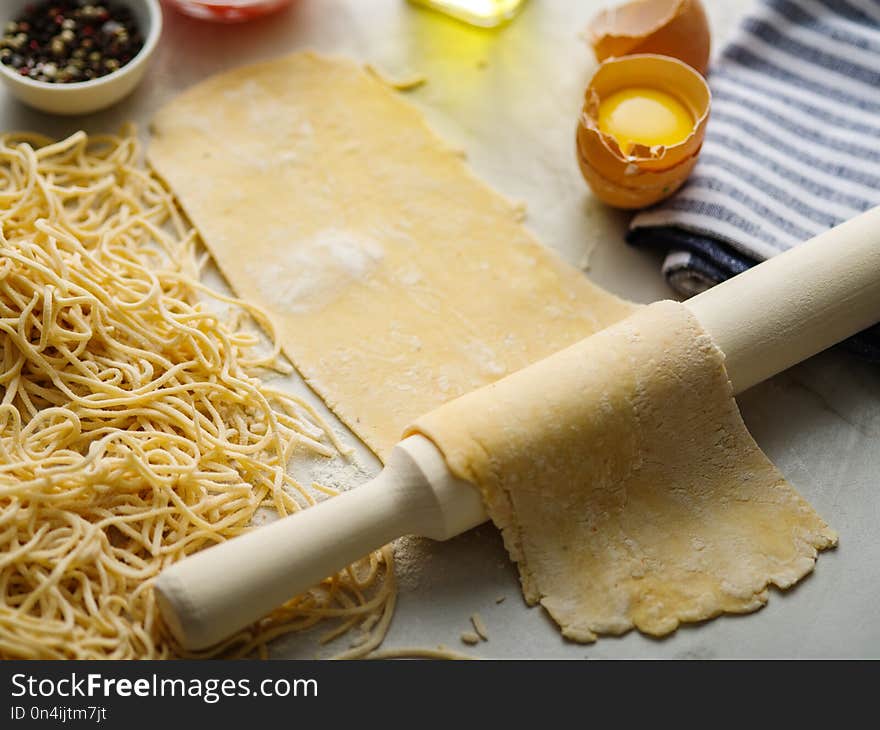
left=576, top=54, right=710, bottom=209
left=587, top=0, right=711, bottom=76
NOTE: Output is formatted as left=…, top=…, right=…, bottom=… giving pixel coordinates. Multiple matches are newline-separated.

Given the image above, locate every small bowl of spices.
left=0, top=0, right=161, bottom=115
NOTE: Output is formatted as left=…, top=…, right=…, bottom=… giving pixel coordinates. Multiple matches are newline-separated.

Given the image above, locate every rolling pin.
left=155, top=206, right=880, bottom=650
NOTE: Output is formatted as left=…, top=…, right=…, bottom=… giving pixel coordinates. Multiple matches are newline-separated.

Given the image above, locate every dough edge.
left=408, top=301, right=837, bottom=643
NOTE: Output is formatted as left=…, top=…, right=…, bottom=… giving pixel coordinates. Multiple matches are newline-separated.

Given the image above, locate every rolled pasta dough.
left=409, top=302, right=836, bottom=640
left=149, top=54, right=835, bottom=641
left=148, top=53, right=634, bottom=460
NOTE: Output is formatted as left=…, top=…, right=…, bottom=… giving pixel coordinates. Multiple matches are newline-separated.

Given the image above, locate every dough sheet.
left=409, top=301, right=836, bottom=640
left=148, top=53, right=634, bottom=460
left=149, top=54, right=835, bottom=641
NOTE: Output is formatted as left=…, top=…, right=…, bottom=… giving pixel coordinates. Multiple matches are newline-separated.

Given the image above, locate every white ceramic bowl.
left=0, top=0, right=162, bottom=115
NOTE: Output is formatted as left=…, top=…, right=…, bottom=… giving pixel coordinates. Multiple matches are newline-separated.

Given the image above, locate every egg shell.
left=576, top=54, right=710, bottom=209
left=576, top=138, right=698, bottom=208
left=588, top=0, right=711, bottom=76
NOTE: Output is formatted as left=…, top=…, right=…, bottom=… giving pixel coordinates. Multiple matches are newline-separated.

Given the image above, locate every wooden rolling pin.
left=155, top=206, right=880, bottom=650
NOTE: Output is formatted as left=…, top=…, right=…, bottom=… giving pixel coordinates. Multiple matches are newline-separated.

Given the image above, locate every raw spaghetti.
left=0, top=127, right=395, bottom=659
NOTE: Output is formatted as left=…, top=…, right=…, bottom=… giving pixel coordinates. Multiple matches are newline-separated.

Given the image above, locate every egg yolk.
left=597, top=87, right=694, bottom=154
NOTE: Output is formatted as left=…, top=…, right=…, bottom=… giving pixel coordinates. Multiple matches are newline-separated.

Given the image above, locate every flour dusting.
left=462, top=339, right=506, bottom=378
left=249, top=230, right=384, bottom=313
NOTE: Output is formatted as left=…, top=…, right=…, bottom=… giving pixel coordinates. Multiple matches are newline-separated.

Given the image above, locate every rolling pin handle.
left=686, top=205, right=880, bottom=394
left=154, top=435, right=485, bottom=651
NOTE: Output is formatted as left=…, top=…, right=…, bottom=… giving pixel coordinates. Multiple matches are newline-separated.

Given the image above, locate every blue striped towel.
left=627, top=0, right=880, bottom=360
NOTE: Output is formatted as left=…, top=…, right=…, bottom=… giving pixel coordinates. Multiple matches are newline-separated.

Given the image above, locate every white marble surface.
left=2, top=0, right=877, bottom=658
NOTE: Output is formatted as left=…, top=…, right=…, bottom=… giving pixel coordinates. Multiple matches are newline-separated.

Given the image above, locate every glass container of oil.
left=409, top=0, right=526, bottom=27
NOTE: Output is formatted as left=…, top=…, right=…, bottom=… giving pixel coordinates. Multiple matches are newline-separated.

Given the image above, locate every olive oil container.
left=409, top=0, right=526, bottom=27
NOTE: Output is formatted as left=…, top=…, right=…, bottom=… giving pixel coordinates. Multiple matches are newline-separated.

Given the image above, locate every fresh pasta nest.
left=0, top=128, right=394, bottom=659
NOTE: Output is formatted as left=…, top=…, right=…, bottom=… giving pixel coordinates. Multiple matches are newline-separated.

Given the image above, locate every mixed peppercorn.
left=1, top=1, right=143, bottom=84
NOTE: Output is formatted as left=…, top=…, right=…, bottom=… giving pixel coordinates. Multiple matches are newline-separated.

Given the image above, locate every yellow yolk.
left=597, top=87, right=694, bottom=155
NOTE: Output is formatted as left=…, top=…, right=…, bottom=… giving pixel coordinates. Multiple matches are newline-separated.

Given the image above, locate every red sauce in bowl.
left=165, top=0, right=293, bottom=22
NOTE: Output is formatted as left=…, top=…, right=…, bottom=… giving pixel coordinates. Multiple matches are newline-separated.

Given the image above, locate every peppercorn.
left=0, top=0, right=143, bottom=84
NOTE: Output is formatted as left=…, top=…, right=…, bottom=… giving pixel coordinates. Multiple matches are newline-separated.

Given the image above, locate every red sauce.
left=166, top=0, right=293, bottom=22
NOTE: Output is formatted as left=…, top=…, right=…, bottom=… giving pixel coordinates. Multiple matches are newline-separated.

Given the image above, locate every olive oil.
left=409, top=0, right=526, bottom=27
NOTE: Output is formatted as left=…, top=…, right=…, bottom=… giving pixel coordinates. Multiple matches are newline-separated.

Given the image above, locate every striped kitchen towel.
left=627, top=0, right=880, bottom=360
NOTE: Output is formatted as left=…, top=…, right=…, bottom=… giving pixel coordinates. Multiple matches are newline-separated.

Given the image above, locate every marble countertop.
left=3, top=0, right=877, bottom=658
